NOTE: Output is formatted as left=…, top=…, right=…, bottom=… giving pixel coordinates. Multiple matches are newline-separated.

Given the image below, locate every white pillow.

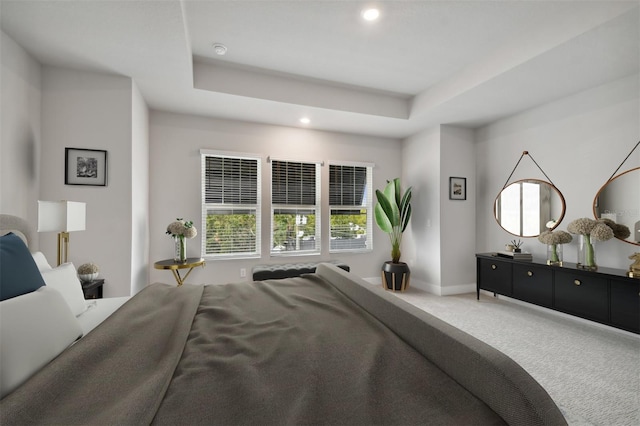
left=40, top=262, right=87, bottom=316
left=0, top=286, right=83, bottom=398
left=31, top=251, right=53, bottom=272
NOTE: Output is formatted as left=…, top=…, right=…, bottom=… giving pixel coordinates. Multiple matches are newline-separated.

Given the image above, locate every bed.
left=0, top=216, right=567, bottom=425
left=0, top=214, right=129, bottom=337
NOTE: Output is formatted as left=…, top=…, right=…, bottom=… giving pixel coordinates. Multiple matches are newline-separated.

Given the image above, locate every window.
left=201, top=151, right=261, bottom=258
left=270, top=160, right=321, bottom=255
left=329, top=163, right=373, bottom=252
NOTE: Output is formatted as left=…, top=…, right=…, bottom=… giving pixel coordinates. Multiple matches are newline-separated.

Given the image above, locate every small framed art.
left=449, top=177, right=466, bottom=200
left=65, top=148, right=107, bottom=186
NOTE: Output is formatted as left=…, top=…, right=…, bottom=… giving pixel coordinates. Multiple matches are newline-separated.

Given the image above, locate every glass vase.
left=577, top=234, right=597, bottom=270
left=174, top=235, right=187, bottom=262
left=547, top=243, right=563, bottom=266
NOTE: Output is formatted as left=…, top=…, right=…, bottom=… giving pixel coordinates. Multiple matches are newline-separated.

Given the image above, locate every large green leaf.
left=377, top=186, right=400, bottom=226
left=399, top=187, right=412, bottom=231
left=374, top=202, right=393, bottom=233
left=401, top=204, right=412, bottom=232
left=392, top=178, right=401, bottom=207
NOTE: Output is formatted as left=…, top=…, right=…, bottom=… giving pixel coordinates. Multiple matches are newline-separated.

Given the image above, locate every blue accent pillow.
left=0, top=232, right=46, bottom=301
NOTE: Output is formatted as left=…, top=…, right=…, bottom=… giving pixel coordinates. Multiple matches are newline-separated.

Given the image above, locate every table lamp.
left=37, top=201, right=86, bottom=266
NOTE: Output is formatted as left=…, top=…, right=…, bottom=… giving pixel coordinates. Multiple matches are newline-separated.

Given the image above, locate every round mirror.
left=593, top=167, right=640, bottom=246
left=494, top=179, right=566, bottom=237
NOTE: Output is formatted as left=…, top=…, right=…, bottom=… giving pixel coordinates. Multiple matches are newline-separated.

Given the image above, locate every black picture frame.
left=65, top=148, right=107, bottom=186
left=449, top=177, right=466, bottom=200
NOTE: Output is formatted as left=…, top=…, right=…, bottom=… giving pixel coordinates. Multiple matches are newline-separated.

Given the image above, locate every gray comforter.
left=0, top=264, right=566, bottom=425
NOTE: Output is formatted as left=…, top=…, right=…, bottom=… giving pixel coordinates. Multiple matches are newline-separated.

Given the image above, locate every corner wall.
left=40, top=66, right=135, bottom=297
left=401, top=125, right=476, bottom=295
left=440, top=126, right=476, bottom=293
left=402, top=126, right=442, bottom=292
left=0, top=31, right=41, bottom=235
left=130, top=81, right=149, bottom=294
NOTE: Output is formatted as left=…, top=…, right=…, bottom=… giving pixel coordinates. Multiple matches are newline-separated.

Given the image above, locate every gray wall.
left=148, top=111, right=402, bottom=285
left=1, top=31, right=41, bottom=236
left=476, top=74, right=639, bottom=270
left=401, top=125, right=476, bottom=294
left=1, top=33, right=150, bottom=297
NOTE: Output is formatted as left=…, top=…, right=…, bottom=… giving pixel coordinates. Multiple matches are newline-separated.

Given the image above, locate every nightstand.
left=81, top=278, right=105, bottom=299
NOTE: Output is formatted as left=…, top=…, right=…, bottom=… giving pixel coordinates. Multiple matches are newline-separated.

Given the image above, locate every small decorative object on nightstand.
left=78, top=262, right=100, bottom=282
left=81, top=278, right=105, bottom=299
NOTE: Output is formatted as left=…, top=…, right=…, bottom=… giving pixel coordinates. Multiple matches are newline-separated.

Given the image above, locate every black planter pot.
left=381, top=261, right=410, bottom=292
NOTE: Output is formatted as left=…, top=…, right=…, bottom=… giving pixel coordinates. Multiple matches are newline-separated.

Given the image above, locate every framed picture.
left=65, top=148, right=107, bottom=186
left=449, top=177, right=466, bottom=200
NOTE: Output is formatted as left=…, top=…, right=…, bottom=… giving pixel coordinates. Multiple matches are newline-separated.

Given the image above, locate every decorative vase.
left=78, top=272, right=99, bottom=282
left=174, top=235, right=187, bottom=262
left=546, top=243, right=563, bottom=266
left=381, top=261, right=410, bottom=292
left=577, top=234, right=597, bottom=270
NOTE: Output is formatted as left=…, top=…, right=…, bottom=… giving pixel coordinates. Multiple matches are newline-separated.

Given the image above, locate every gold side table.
left=154, top=257, right=205, bottom=286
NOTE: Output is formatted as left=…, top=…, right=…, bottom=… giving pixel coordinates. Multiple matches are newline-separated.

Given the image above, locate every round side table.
left=154, top=257, right=205, bottom=286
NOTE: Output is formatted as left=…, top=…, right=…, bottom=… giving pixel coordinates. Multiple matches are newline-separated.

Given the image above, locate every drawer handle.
left=491, top=264, right=497, bottom=270
left=574, top=279, right=581, bottom=286
left=527, top=271, right=533, bottom=277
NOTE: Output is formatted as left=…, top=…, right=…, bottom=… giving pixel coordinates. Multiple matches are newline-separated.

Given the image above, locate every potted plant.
left=375, top=178, right=412, bottom=291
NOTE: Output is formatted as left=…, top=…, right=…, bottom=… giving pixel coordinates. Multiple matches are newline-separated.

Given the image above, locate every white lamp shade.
left=37, top=201, right=86, bottom=232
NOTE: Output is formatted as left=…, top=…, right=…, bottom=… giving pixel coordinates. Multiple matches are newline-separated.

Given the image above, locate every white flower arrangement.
left=537, top=230, right=572, bottom=245
left=166, top=218, right=197, bottom=239
left=567, top=217, right=613, bottom=269
left=538, top=230, right=572, bottom=265
left=567, top=218, right=613, bottom=241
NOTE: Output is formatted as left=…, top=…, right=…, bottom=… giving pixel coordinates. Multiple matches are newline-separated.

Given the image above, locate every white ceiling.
left=1, top=0, right=638, bottom=139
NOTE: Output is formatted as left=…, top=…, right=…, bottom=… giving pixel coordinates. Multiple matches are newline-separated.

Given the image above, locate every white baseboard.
left=363, top=276, right=475, bottom=296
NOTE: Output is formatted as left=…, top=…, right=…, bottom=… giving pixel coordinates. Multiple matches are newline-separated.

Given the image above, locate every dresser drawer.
left=555, top=271, right=608, bottom=322
left=478, top=258, right=512, bottom=296
left=610, top=279, right=640, bottom=333
left=513, top=264, right=553, bottom=308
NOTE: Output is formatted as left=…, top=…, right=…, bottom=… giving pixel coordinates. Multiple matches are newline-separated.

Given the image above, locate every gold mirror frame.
left=593, top=167, right=640, bottom=246
left=494, top=178, right=567, bottom=237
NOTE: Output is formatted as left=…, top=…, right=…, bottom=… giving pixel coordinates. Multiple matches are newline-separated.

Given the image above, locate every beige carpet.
left=387, top=287, right=639, bottom=426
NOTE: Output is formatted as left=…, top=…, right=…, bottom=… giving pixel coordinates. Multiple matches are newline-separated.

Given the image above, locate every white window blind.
left=329, top=163, right=373, bottom=252
left=270, top=160, right=321, bottom=255
left=201, top=153, right=261, bottom=258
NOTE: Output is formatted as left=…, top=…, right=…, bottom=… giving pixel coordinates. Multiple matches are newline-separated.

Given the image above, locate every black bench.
left=252, top=260, right=350, bottom=281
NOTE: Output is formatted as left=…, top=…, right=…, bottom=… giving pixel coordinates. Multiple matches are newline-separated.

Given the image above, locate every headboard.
left=0, top=214, right=34, bottom=249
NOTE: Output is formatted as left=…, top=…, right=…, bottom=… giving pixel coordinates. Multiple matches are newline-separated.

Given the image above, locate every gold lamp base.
left=57, top=231, right=70, bottom=266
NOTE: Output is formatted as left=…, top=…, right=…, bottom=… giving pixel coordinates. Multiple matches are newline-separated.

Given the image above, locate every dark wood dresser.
left=476, top=253, right=639, bottom=334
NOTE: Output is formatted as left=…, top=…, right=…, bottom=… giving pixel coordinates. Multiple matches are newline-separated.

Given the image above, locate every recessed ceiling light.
left=361, top=8, right=380, bottom=21
left=299, top=117, right=311, bottom=124
left=212, top=43, right=227, bottom=55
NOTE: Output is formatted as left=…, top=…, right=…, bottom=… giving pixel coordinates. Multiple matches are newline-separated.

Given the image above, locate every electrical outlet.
left=240, top=268, right=246, bottom=278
